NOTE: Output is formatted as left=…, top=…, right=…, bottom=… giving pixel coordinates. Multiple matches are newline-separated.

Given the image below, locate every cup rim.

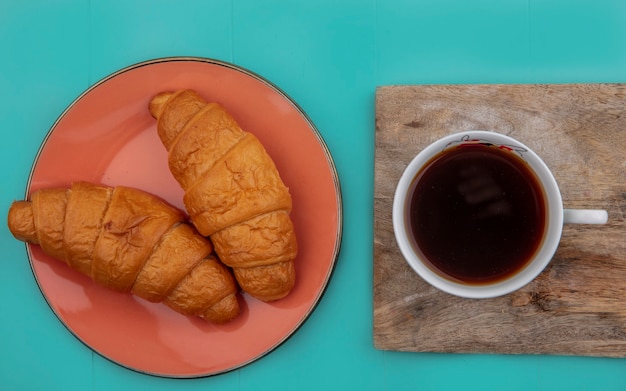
left=392, top=130, right=564, bottom=299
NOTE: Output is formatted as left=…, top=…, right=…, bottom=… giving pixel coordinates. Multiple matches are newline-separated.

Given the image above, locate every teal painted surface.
left=1, top=0, right=625, bottom=390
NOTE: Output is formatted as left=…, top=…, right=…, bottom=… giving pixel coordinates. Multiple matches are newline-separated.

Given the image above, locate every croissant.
left=149, top=90, right=297, bottom=301
left=7, top=181, right=240, bottom=324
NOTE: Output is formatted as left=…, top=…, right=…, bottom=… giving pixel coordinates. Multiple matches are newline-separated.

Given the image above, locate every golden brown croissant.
left=7, top=181, right=240, bottom=324
left=149, top=90, right=297, bottom=301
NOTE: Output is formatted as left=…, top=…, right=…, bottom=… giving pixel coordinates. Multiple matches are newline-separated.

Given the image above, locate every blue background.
left=1, top=1, right=625, bottom=390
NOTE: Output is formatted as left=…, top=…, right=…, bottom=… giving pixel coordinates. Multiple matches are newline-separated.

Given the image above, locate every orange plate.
left=26, top=57, right=342, bottom=378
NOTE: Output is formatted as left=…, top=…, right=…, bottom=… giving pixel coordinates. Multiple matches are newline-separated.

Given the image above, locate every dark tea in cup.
left=393, top=131, right=607, bottom=298
left=405, top=142, right=546, bottom=285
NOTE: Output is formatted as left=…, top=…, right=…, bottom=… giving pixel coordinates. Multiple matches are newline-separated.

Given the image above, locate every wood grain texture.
left=373, top=84, right=626, bottom=357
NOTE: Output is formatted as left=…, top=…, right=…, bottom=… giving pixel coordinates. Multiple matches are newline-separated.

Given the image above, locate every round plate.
left=25, top=57, right=342, bottom=377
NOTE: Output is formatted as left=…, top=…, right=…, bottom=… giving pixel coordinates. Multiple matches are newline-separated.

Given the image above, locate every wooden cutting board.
left=373, top=84, right=626, bottom=357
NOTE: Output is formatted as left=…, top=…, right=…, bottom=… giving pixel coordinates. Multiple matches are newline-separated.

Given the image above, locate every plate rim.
left=24, top=56, right=344, bottom=378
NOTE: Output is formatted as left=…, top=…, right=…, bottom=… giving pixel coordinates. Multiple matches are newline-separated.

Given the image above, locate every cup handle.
left=563, top=209, right=608, bottom=224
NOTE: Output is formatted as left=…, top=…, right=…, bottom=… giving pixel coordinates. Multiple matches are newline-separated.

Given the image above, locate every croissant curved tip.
left=202, top=293, right=241, bottom=324
left=7, top=200, right=38, bottom=244
left=149, top=92, right=174, bottom=119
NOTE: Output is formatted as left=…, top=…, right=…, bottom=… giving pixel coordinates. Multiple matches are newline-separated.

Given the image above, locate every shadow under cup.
left=393, top=131, right=564, bottom=299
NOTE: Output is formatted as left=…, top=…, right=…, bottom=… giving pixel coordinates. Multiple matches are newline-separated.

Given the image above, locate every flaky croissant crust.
left=7, top=181, right=240, bottom=324
left=150, top=90, right=298, bottom=301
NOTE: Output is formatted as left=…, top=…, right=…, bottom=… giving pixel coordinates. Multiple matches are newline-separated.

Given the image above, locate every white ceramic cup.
left=393, top=130, right=608, bottom=299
